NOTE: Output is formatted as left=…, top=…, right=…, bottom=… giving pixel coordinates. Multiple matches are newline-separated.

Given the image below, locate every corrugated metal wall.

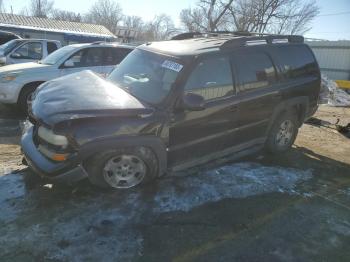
left=307, top=41, right=350, bottom=80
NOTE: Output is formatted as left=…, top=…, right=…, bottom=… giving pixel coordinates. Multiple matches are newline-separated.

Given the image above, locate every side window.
left=47, top=42, right=58, bottom=54
left=65, top=48, right=103, bottom=68
left=274, top=45, right=318, bottom=79
left=13, top=42, right=42, bottom=59
left=233, top=51, right=277, bottom=92
left=103, top=48, right=132, bottom=66
left=184, top=56, right=234, bottom=100
left=84, top=48, right=104, bottom=67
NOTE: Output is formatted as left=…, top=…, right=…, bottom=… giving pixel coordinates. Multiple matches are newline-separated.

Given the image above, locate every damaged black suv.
left=21, top=32, right=321, bottom=189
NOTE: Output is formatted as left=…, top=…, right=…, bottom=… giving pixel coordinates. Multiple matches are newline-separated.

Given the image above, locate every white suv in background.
left=0, top=39, right=61, bottom=66
left=0, top=42, right=134, bottom=111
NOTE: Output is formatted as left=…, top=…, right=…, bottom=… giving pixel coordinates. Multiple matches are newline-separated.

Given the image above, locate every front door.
left=168, top=55, right=239, bottom=167
left=60, top=47, right=104, bottom=77
left=9, top=41, right=43, bottom=64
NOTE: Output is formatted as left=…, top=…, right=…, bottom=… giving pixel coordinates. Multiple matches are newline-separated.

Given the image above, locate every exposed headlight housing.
left=38, top=126, right=68, bottom=147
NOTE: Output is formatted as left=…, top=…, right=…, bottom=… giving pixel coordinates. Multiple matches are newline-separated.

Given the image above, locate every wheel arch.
left=267, top=96, right=309, bottom=135
left=17, top=81, right=46, bottom=102
left=78, top=136, right=168, bottom=177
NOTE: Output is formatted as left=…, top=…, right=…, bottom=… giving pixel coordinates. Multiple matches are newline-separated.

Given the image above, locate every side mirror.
left=183, top=93, right=205, bottom=111
left=63, top=59, right=74, bottom=68
left=10, top=52, right=21, bottom=59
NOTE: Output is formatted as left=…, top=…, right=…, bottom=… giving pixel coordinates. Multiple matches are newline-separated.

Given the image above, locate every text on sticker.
left=162, top=60, right=183, bottom=72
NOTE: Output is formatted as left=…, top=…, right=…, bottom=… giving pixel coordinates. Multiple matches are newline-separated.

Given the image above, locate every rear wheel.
left=265, top=111, right=299, bottom=153
left=85, top=147, right=158, bottom=189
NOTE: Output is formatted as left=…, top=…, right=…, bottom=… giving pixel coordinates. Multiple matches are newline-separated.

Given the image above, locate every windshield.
left=0, top=39, right=22, bottom=56
left=108, top=49, right=183, bottom=104
left=41, top=45, right=76, bottom=65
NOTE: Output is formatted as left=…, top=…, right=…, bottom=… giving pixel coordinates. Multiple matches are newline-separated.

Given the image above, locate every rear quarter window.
left=232, top=51, right=277, bottom=93
left=102, top=47, right=133, bottom=66
left=47, top=42, right=58, bottom=54
left=273, top=45, right=318, bottom=79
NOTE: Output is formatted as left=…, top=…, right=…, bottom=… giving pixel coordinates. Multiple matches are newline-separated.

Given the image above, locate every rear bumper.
left=21, top=126, right=88, bottom=183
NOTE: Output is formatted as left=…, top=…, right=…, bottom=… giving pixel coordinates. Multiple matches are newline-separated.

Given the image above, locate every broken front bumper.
left=21, top=126, right=88, bottom=184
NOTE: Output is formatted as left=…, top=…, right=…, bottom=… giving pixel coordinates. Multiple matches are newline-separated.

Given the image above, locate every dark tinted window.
left=47, top=42, right=58, bottom=54
left=102, top=47, right=132, bottom=65
left=66, top=47, right=103, bottom=68
left=233, top=51, right=276, bottom=92
left=184, top=56, right=234, bottom=100
left=274, top=45, right=318, bottom=79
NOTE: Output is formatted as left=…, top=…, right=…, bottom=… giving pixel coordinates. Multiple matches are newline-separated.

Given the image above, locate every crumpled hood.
left=31, top=70, right=153, bottom=126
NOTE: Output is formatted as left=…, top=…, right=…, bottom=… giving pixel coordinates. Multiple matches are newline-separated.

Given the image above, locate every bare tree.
left=180, top=0, right=319, bottom=35
left=123, top=15, right=144, bottom=30
left=180, top=0, right=234, bottom=31
left=229, top=0, right=319, bottom=34
left=140, top=14, right=178, bottom=41
left=28, top=0, right=54, bottom=18
left=84, top=0, right=124, bottom=34
left=51, top=10, right=82, bottom=22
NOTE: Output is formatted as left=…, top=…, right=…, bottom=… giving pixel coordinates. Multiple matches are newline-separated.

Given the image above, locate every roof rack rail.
left=90, top=41, right=107, bottom=45
left=171, top=31, right=304, bottom=46
left=171, top=32, right=202, bottom=40
left=220, top=34, right=304, bottom=49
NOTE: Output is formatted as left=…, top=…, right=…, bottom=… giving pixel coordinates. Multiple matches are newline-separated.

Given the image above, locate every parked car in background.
left=0, top=30, right=21, bottom=45
left=0, top=42, right=134, bottom=111
left=21, top=32, right=321, bottom=190
left=0, top=39, right=61, bottom=66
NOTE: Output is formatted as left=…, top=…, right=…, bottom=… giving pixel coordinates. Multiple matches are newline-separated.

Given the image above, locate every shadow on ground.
left=0, top=145, right=349, bottom=261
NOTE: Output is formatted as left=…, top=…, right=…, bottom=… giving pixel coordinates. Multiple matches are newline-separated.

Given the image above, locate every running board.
left=168, top=138, right=266, bottom=173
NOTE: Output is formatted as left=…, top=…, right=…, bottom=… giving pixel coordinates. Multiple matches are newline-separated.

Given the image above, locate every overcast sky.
left=4, top=0, right=350, bottom=40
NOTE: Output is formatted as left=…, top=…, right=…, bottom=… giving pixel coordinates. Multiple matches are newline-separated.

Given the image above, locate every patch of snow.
left=0, top=162, right=313, bottom=261
left=154, top=162, right=312, bottom=212
left=320, top=75, right=350, bottom=107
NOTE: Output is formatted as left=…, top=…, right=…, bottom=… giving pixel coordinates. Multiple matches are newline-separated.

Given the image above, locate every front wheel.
left=85, top=147, right=158, bottom=189
left=17, top=86, right=37, bottom=114
left=265, top=111, right=299, bottom=153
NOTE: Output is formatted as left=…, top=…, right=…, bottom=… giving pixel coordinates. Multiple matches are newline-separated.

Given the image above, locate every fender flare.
left=77, top=136, right=168, bottom=177
left=267, top=96, right=309, bottom=135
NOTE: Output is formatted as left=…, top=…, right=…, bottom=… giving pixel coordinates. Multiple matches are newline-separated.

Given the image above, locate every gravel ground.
left=0, top=103, right=349, bottom=261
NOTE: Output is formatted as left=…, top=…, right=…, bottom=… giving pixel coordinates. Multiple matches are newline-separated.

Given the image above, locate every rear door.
left=100, top=47, right=133, bottom=77
left=60, top=47, right=104, bottom=77
left=168, top=54, right=239, bottom=167
left=232, top=48, right=281, bottom=143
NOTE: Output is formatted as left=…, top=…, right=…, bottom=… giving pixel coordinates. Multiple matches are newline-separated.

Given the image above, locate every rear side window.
left=47, top=42, right=58, bottom=54
left=233, top=51, right=277, bottom=92
left=65, top=47, right=104, bottom=68
left=274, top=45, right=318, bottom=79
left=184, top=56, right=234, bottom=100
left=103, top=47, right=132, bottom=66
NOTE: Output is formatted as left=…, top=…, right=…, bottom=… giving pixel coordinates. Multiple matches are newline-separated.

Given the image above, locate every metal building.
left=307, top=40, right=350, bottom=81
left=0, top=13, right=120, bottom=45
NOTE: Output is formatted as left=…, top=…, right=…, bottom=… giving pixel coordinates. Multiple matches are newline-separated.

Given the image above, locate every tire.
left=265, top=111, right=299, bottom=153
left=17, top=85, right=37, bottom=114
left=85, top=147, right=158, bottom=189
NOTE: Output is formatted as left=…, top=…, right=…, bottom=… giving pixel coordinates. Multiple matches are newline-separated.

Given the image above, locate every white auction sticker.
left=161, top=60, right=184, bottom=72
